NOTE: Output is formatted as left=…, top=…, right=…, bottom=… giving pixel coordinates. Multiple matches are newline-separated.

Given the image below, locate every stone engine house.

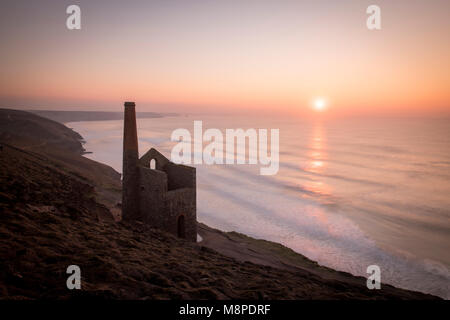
left=122, top=102, right=197, bottom=241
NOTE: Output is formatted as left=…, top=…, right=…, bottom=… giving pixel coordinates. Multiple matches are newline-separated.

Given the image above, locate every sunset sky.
left=1, top=0, right=449, bottom=116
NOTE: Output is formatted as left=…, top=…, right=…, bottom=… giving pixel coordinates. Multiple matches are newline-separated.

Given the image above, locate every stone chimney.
left=122, top=101, right=140, bottom=221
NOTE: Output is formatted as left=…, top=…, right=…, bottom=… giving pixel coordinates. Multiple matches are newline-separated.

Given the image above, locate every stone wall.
left=138, top=148, right=170, bottom=171
left=137, top=165, right=197, bottom=242
left=166, top=188, right=197, bottom=242
left=138, top=167, right=167, bottom=228
left=165, top=162, right=196, bottom=191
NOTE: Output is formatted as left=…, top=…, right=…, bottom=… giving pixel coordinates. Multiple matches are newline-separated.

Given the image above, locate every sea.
left=68, top=114, right=450, bottom=299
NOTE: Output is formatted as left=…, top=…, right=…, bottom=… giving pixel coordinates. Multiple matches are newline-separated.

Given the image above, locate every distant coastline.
left=27, top=110, right=177, bottom=123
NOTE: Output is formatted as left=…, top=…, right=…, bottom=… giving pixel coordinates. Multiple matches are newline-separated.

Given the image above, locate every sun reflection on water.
left=304, top=123, right=332, bottom=198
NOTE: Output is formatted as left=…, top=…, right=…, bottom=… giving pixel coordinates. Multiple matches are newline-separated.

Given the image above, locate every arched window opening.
left=150, top=159, right=156, bottom=169
left=177, top=215, right=186, bottom=239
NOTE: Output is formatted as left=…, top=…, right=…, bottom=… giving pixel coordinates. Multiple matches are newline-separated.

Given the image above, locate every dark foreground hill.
left=0, top=108, right=438, bottom=299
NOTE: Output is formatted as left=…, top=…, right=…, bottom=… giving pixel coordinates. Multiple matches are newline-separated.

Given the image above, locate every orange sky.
left=0, top=0, right=449, bottom=116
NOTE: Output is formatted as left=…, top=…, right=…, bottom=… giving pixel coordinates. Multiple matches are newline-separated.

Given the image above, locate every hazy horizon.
left=7, top=107, right=450, bottom=121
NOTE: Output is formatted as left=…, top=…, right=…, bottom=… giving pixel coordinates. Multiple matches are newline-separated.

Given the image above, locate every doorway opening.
left=177, top=215, right=186, bottom=239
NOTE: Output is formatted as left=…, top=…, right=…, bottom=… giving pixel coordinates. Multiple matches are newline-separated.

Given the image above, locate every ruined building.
left=122, top=102, right=197, bottom=241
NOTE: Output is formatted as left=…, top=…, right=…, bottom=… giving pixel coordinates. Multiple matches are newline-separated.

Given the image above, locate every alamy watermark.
left=367, top=5, right=382, bottom=30
left=170, top=121, right=279, bottom=175
left=66, top=5, right=381, bottom=31
left=66, top=265, right=81, bottom=290
left=66, top=5, right=81, bottom=30
left=366, top=265, right=381, bottom=289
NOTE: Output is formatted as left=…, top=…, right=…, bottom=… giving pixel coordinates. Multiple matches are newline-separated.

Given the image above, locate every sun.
left=313, top=98, right=327, bottom=112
